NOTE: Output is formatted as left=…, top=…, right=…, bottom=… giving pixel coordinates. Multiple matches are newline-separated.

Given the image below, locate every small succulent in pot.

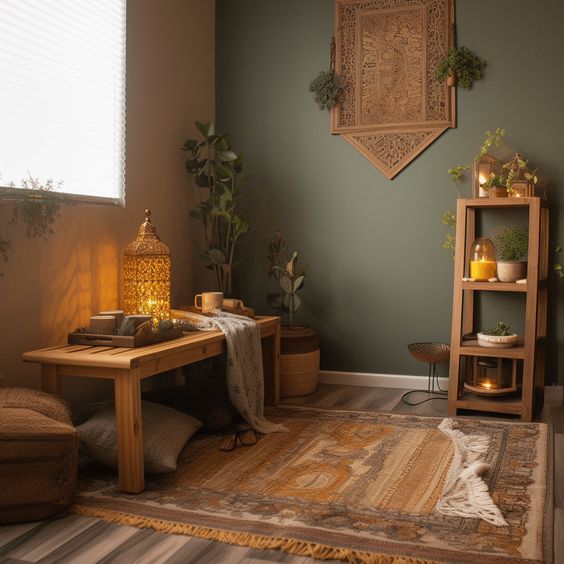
left=495, top=227, right=528, bottom=282
left=477, top=321, right=518, bottom=348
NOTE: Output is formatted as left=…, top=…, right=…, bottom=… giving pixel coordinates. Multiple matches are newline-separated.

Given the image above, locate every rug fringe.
left=437, top=419, right=507, bottom=526
left=73, top=504, right=436, bottom=564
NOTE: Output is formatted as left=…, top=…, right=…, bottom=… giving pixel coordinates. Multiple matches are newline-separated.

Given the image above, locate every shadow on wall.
left=38, top=218, right=120, bottom=344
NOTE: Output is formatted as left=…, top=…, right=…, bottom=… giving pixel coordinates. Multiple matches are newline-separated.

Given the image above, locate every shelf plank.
left=456, top=394, right=522, bottom=415
left=459, top=339, right=525, bottom=359
left=462, top=197, right=547, bottom=209
left=461, top=281, right=527, bottom=292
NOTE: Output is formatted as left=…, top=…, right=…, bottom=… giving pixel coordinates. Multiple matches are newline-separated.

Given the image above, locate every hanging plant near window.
left=0, top=176, right=68, bottom=275
left=309, top=37, right=344, bottom=110
left=436, top=47, right=487, bottom=89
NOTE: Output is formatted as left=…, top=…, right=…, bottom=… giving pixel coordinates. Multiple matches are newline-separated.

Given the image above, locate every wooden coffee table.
left=22, top=316, right=280, bottom=494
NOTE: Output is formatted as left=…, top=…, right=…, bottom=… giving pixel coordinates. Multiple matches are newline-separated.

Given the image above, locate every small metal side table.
left=402, top=342, right=450, bottom=406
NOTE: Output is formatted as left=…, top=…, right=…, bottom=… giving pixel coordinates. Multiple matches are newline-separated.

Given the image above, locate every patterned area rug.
left=75, top=407, right=553, bottom=563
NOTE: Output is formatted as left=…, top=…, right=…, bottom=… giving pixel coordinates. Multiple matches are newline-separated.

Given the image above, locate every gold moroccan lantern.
left=123, top=209, right=171, bottom=322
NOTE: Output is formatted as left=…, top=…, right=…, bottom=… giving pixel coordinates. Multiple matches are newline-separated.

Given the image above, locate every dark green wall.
left=216, top=0, right=564, bottom=382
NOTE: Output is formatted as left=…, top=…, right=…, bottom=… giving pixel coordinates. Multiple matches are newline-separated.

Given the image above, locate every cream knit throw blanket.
left=196, top=311, right=287, bottom=434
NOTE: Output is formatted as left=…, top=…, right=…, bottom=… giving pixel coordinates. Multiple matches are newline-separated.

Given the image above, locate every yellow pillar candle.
left=470, top=260, right=496, bottom=281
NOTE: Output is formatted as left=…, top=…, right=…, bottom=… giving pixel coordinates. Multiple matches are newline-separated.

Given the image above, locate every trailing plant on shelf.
left=436, top=47, right=487, bottom=89
left=309, top=37, right=344, bottom=110
left=182, top=121, right=250, bottom=295
left=475, top=128, right=506, bottom=161
left=447, top=165, right=469, bottom=197
left=0, top=175, right=68, bottom=275
left=442, top=165, right=471, bottom=257
left=266, top=230, right=305, bottom=329
left=495, top=227, right=528, bottom=262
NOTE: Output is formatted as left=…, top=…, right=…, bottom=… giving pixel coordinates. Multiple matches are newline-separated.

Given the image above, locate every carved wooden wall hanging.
left=332, top=0, right=456, bottom=179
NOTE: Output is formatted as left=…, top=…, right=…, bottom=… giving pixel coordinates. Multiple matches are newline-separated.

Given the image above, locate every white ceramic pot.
left=477, top=332, right=518, bottom=348
left=496, top=261, right=527, bottom=282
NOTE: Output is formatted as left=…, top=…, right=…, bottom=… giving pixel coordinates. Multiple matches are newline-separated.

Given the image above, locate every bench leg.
left=262, top=321, right=280, bottom=406
left=41, top=365, right=62, bottom=396
left=114, top=369, right=144, bottom=493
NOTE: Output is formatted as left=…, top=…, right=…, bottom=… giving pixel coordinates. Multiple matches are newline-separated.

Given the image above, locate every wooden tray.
left=68, top=327, right=184, bottom=348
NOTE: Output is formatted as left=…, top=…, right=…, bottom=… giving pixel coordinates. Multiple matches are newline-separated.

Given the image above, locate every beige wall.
left=0, top=0, right=215, bottom=407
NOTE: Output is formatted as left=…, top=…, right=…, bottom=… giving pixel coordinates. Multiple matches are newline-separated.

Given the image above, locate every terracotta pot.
left=488, top=187, right=508, bottom=198
left=496, top=261, right=527, bottom=282
left=446, top=74, right=456, bottom=87
left=280, top=326, right=320, bottom=398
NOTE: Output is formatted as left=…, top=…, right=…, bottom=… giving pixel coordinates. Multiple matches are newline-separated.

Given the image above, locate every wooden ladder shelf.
left=448, top=197, right=549, bottom=421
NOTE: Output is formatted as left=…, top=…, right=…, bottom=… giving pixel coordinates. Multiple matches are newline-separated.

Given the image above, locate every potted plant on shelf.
left=477, top=321, right=518, bottom=348
left=495, top=227, right=528, bottom=282
left=482, top=173, right=508, bottom=198
left=267, top=231, right=319, bottom=398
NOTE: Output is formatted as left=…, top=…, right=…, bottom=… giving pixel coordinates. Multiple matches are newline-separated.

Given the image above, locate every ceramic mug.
left=194, top=291, right=223, bottom=313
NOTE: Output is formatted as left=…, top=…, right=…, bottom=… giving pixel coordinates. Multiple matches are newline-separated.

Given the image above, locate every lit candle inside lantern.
left=470, top=259, right=496, bottom=280
left=482, top=380, right=492, bottom=389
left=479, top=174, right=487, bottom=186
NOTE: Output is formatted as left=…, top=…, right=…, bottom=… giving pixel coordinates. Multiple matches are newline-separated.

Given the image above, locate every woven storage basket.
left=280, top=326, right=320, bottom=398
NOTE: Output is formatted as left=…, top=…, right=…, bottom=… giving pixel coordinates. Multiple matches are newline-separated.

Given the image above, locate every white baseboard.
left=319, top=370, right=450, bottom=391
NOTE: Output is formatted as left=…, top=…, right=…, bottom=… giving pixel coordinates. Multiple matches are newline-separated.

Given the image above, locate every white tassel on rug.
left=437, top=419, right=507, bottom=526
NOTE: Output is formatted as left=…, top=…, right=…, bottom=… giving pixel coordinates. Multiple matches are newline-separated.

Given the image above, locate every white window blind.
left=0, top=0, right=126, bottom=204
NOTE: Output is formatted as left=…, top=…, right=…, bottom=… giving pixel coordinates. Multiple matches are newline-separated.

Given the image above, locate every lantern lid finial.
left=124, top=209, right=170, bottom=256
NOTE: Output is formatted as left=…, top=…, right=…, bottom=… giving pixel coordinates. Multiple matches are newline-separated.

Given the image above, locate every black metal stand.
left=401, top=362, right=448, bottom=406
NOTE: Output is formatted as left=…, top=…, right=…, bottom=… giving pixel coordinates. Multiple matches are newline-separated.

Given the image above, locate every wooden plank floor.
left=0, top=384, right=561, bottom=563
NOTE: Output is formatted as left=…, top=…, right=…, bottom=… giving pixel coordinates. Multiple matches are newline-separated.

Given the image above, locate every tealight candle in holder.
left=469, top=238, right=496, bottom=280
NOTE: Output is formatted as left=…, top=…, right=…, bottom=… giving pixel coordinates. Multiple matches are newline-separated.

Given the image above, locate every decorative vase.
left=488, top=187, right=508, bottom=198
left=496, top=261, right=527, bottom=282
left=280, top=326, right=320, bottom=398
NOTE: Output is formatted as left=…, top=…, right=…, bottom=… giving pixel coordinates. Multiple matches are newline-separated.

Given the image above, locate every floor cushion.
left=0, top=388, right=78, bottom=524
left=77, top=400, right=202, bottom=474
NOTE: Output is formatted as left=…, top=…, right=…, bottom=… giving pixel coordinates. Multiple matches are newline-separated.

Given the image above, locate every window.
left=0, top=0, right=126, bottom=205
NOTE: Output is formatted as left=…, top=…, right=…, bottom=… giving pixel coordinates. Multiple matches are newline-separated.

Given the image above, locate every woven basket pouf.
left=0, top=387, right=78, bottom=524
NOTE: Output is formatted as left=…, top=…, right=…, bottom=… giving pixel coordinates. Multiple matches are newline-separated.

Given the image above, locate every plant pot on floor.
left=280, top=326, right=320, bottom=398
left=496, top=261, right=527, bottom=282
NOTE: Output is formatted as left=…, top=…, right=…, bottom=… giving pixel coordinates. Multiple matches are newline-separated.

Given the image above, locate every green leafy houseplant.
left=495, top=227, right=528, bottom=262
left=182, top=121, right=249, bottom=295
left=309, top=70, right=344, bottom=110
left=266, top=230, right=305, bottom=329
left=436, top=47, right=487, bottom=89
left=0, top=176, right=68, bottom=275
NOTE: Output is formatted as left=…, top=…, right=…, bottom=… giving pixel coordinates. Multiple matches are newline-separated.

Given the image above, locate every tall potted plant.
left=182, top=122, right=249, bottom=295
left=267, top=231, right=319, bottom=397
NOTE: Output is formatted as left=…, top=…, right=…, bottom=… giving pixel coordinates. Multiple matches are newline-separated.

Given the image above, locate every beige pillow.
left=77, top=401, right=202, bottom=474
